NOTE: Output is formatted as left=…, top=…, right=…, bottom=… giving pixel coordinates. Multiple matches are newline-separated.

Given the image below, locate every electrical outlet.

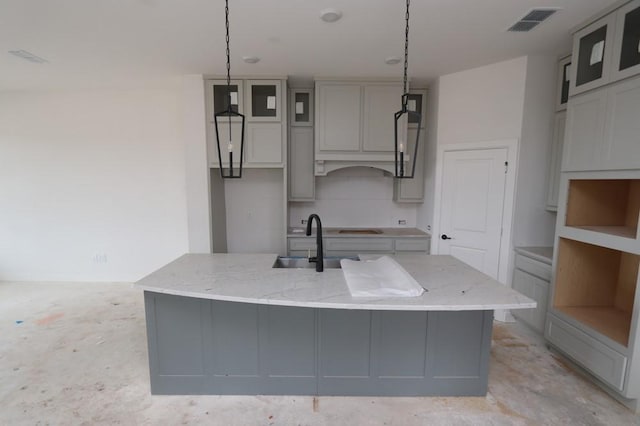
left=301, top=219, right=308, bottom=225
left=93, top=253, right=108, bottom=264
left=398, top=219, right=407, bottom=225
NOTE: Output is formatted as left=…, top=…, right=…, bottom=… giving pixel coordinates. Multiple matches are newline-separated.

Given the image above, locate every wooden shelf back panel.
left=626, top=180, right=640, bottom=231
left=566, top=180, right=633, bottom=227
left=556, top=306, right=631, bottom=347
left=615, top=252, right=640, bottom=313
left=555, top=238, right=621, bottom=308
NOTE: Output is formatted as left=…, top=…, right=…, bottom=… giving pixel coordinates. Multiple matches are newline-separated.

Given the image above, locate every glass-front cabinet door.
left=556, top=55, right=572, bottom=111
left=570, top=14, right=615, bottom=96
left=290, top=89, right=313, bottom=126
left=245, top=80, right=281, bottom=121
left=613, top=0, right=640, bottom=81
left=209, top=79, right=244, bottom=121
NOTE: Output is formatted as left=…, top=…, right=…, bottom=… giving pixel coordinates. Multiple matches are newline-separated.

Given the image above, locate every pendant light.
left=214, top=0, right=245, bottom=178
left=393, top=0, right=421, bottom=179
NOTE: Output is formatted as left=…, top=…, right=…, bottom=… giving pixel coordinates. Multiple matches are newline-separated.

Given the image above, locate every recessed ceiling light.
left=385, top=56, right=401, bottom=65
left=9, top=50, right=48, bottom=63
left=320, top=8, right=342, bottom=23
left=243, top=56, right=260, bottom=64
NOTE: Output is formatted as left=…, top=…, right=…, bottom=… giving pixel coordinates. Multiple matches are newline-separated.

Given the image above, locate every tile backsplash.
left=288, top=167, right=418, bottom=228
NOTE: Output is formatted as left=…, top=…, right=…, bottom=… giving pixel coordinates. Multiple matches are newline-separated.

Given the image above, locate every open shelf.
left=554, top=238, right=639, bottom=347
left=565, top=179, right=640, bottom=240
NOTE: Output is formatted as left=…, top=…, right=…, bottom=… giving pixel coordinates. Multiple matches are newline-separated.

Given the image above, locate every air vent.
left=508, top=8, right=560, bottom=32
left=9, top=50, right=48, bottom=63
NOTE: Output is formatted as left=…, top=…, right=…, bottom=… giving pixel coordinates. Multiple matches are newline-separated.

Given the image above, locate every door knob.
left=441, top=234, right=453, bottom=240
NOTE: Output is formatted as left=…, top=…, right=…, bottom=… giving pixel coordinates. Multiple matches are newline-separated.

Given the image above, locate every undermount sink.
left=273, top=256, right=359, bottom=269
left=337, top=229, right=383, bottom=235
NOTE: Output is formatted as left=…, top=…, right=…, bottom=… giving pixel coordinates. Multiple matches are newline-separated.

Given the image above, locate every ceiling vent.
left=507, top=8, right=560, bottom=32
left=9, top=50, right=48, bottom=63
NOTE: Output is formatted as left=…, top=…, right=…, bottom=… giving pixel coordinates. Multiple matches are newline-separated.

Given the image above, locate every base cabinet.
left=511, top=251, right=551, bottom=333
left=145, top=292, right=493, bottom=396
left=287, top=236, right=431, bottom=257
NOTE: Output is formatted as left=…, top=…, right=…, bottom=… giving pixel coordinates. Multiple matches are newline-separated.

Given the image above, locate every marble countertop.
left=135, top=253, right=535, bottom=311
left=514, top=246, right=554, bottom=265
left=288, top=227, right=431, bottom=238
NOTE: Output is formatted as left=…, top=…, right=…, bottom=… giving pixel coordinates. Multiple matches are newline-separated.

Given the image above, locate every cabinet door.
left=207, top=79, right=244, bottom=121
left=289, top=127, right=315, bottom=200
left=394, top=128, right=425, bottom=202
left=512, top=269, right=549, bottom=333
left=362, top=84, right=404, bottom=152
left=556, top=56, right=572, bottom=112
left=290, top=89, right=313, bottom=127
left=546, top=111, right=566, bottom=210
left=612, top=0, right=640, bottom=82
left=570, top=13, right=616, bottom=96
left=208, top=121, right=244, bottom=167
left=562, top=88, right=607, bottom=171
left=245, top=80, right=281, bottom=122
left=603, top=76, right=640, bottom=170
left=316, top=83, right=361, bottom=152
left=245, top=123, right=283, bottom=166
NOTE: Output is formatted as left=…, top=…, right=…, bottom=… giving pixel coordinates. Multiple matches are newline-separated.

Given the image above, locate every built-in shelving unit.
left=554, top=237, right=638, bottom=346
left=565, top=179, right=640, bottom=239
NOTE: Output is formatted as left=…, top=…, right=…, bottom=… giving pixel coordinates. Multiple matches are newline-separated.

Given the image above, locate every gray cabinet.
left=287, top=236, right=431, bottom=257
left=288, top=88, right=315, bottom=201
left=612, top=0, right=640, bottom=82
left=563, top=76, right=640, bottom=172
left=546, top=111, right=566, bottom=211
left=511, top=252, right=551, bottom=333
left=206, top=78, right=287, bottom=168
left=314, top=80, right=407, bottom=175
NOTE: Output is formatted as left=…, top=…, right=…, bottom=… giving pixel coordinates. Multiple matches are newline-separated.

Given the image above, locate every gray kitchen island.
left=135, top=253, right=535, bottom=396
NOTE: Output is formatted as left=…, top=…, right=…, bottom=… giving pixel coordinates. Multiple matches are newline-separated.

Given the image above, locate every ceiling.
left=0, top=0, right=620, bottom=91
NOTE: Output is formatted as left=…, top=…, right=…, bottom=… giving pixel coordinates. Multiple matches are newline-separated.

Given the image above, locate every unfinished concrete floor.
left=1, top=282, right=639, bottom=426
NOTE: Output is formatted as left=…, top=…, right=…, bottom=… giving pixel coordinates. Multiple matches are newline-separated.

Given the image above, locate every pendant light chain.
left=225, top=0, right=231, bottom=89
left=402, top=0, right=410, bottom=103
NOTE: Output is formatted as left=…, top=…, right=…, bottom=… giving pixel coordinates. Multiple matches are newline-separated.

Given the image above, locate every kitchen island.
left=136, top=253, right=535, bottom=396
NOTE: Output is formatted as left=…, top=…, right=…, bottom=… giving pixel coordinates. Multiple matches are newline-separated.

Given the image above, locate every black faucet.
left=305, top=214, right=324, bottom=272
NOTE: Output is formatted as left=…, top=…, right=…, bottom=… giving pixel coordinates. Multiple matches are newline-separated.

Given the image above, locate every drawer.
left=512, top=269, right=548, bottom=333
left=288, top=238, right=318, bottom=251
left=515, top=254, right=551, bottom=281
left=324, top=238, right=394, bottom=253
left=395, top=238, right=430, bottom=252
left=546, top=313, right=627, bottom=391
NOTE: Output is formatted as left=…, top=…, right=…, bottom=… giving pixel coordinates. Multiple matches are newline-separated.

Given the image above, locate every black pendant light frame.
left=393, top=0, right=421, bottom=179
left=214, top=0, right=245, bottom=179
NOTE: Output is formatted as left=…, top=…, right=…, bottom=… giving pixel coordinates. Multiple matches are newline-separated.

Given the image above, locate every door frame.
left=431, top=139, right=519, bottom=287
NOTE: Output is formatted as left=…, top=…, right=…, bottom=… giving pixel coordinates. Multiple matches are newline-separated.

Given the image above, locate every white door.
left=438, top=148, right=508, bottom=280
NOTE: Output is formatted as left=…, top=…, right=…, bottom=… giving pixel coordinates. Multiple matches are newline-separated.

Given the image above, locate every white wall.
left=513, top=56, right=557, bottom=247
left=421, top=55, right=557, bottom=258
left=182, top=75, right=211, bottom=253
left=289, top=167, right=418, bottom=229
left=0, top=89, right=189, bottom=282
left=224, top=169, right=285, bottom=254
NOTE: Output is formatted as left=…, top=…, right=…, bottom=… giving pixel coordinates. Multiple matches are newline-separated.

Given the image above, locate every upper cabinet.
left=245, top=80, right=282, bottom=122
left=206, top=78, right=286, bottom=168
left=314, top=80, right=407, bottom=175
left=570, top=0, right=640, bottom=96
left=570, top=13, right=615, bottom=96
left=290, top=89, right=313, bottom=127
left=556, top=56, right=572, bottom=111
left=612, top=0, right=640, bottom=81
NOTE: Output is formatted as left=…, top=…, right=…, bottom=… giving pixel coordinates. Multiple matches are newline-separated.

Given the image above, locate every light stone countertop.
left=135, top=253, right=536, bottom=311
left=288, top=227, right=431, bottom=238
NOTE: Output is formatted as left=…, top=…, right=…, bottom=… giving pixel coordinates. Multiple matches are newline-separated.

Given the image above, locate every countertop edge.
left=137, top=285, right=537, bottom=311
